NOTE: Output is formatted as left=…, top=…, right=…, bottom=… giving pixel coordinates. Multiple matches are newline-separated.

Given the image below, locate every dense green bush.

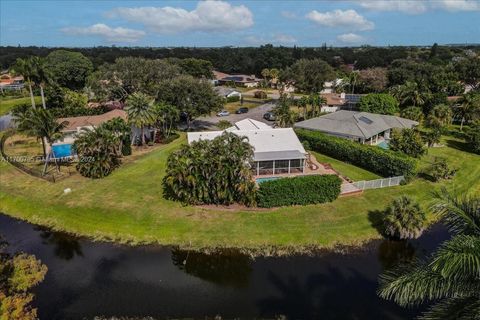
left=467, top=121, right=480, bottom=154
left=295, top=129, right=417, bottom=179
left=389, top=128, right=426, bottom=158
left=381, top=196, right=426, bottom=239
left=254, top=90, right=268, bottom=99
left=358, top=93, right=399, bottom=115
left=257, top=175, right=341, bottom=208
left=163, top=132, right=257, bottom=206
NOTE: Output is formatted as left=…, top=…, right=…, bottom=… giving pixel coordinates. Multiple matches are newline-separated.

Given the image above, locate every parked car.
left=263, top=112, right=276, bottom=121
left=217, top=110, right=230, bottom=117
left=235, top=107, right=249, bottom=114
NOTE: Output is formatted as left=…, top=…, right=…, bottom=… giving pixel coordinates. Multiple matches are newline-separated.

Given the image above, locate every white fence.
left=352, top=176, right=405, bottom=190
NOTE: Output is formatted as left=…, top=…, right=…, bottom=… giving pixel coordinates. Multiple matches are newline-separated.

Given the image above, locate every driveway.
left=191, top=102, right=276, bottom=130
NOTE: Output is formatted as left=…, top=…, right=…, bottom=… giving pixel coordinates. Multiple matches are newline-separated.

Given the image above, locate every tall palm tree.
left=273, top=94, right=296, bottom=128
left=13, top=57, right=38, bottom=109
left=125, top=92, right=154, bottom=146
left=34, top=57, right=52, bottom=110
left=14, top=108, right=67, bottom=158
left=378, top=189, right=480, bottom=320
left=427, top=104, right=453, bottom=129
left=456, top=93, right=480, bottom=131
left=392, top=81, right=429, bottom=108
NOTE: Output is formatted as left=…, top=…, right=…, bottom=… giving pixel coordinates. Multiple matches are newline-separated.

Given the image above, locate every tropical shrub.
left=425, top=157, right=457, bottom=182
left=420, top=128, right=442, bottom=147
left=0, top=237, right=48, bottom=320
left=216, top=120, right=232, bottom=130
left=467, top=120, right=480, bottom=154
left=295, top=129, right=417, bottom=179
left=358, top=93, right=399, bottom=115
left=100, top=117, right=132, bottom=156
left=73, top=127, right=122, bottom=178
left=163, top=132, right=257, bottom=206
left=254, top=90, right=268, bottom=99
left=382, top=196, right=427, bottom=240
left=378, top=189, right=480, bottom=319
left=400, top=106, right=424, bottom=123
left=389, top=128, right=427, bottom=158
left=257, top=175, right=341, bottom=208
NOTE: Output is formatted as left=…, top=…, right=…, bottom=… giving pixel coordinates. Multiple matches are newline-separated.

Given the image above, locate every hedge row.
left=295, top=129, right=417, bottom=179
left=257, top=174, right=342, bottom=208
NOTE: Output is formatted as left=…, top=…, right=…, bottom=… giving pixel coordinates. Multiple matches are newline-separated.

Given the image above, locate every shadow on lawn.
left=367, top=209, right=386, bottom=238
left=444, top=137, right=471, bottom=153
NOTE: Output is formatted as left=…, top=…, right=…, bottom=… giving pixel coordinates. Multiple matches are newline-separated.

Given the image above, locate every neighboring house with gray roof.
left=295, top=110, right=418, bottom=145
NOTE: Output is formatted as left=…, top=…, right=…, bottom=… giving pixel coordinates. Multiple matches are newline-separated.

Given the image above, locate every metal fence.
left=352, top=176, right=405, bottom=190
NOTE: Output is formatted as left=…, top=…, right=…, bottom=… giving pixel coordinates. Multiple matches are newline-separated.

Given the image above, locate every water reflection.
left=171, top=248, right=252, bottom=288
left=377, top=239, right=416, bottom=270
left=35, top=227, right=83, bottom=260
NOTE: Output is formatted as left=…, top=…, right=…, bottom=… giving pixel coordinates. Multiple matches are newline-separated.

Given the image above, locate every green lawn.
left=312, top=151, right=381, bottom=181
left=0, top=96, right=41, bottom=116
left=0, top=134, right=478, bottom=253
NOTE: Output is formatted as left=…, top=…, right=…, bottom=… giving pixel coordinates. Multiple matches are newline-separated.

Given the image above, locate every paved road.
left=192, top=102, right=275, bottom=130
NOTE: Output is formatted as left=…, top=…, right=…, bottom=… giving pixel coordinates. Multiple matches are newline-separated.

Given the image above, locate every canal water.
left=0, top=213, right=449, bottom=320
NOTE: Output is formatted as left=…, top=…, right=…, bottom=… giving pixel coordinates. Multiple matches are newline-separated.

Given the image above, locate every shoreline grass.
left=0, top=133, right=479, bottom=253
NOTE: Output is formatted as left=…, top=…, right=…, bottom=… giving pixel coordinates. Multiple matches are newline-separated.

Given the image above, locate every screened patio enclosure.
left=253, top=150, right=306, bottom=175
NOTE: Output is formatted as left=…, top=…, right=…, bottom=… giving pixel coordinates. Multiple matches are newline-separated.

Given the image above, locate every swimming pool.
left=377, top=140, right=389, bottom=150
left=255, top=176, right=282, bottom=184
left=52, top=143, right=74, bottom=158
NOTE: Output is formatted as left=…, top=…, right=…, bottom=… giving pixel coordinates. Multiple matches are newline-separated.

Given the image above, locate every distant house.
left=213, top=70, right=261, bottom=88
left=56, top=109, right=127, bottom=144
left=295, top=110, right=418, bottom=145
left=321, top=79, right=343, bottom=94
left=320, top=93, right=347, bottom=113
left=188, top=118, right=307, bottom=175
left=0, top=74, right=24, bottom=91
left=214, top=86, right=242, bottom=99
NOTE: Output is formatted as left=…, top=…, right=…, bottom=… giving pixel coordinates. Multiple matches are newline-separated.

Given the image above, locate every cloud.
left=61, top=23, right=145, bottom=42
left=108, top=0, right=253, bottom=34
left=337, top=33, right=366, bottom=44
left=306, top=9, right=374, bottom=31
left=281, top=11, right=297, bottom=19
left=433, top=0, right=480, bottom=11
left=357, top=1, right=428, bottom=14
left=356, top=0, right=479, bottom=13
left=244, top=33, right=297, bottom=45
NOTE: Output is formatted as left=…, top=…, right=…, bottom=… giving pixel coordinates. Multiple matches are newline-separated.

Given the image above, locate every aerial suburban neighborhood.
left=0, top=1, right=479, bottom=320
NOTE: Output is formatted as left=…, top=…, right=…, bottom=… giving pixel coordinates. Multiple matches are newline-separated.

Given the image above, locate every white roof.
left=188, top=119, right=306, bottom=161
left=226, top=118, right=271, bottom=131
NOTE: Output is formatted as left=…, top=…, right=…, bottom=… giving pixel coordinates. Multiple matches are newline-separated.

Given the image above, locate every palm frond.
left=419, top=296, right=480, bottom=320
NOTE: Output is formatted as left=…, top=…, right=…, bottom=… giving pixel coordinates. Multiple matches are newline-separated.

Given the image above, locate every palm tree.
left=273, top=94, right=296, bottom=128
left=269, top=68, right=280, bottom=87
left=151, top=102, right=180, bottom=140
left=125, top=92, right=154, bottom=146
left=73, top=127, right=121, bottom=178
left=427, top=104, right=453, bottom=129
left=34, top=57, right=52, bottom=110
left=401, top=106, right=424, bottom=123
left=261, top=68, right=270, bottom=82
left=456, top=93, right=480, bottom=131
left=13, top=57, right=38, bottom=109
left=378, top=189, right=480, bottom=320
left=382, top=196, right=427, bottom=240
left=296, top=96, right=309, bottom=120
left=14, top=108, right=67, bottom=158
left=392, top=81, right=429, bottom=108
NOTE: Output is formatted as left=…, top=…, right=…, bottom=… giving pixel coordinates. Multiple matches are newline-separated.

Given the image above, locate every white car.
left=216, top=110, right=230, bottom=117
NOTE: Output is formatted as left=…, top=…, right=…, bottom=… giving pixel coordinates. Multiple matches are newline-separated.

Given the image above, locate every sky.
left=1, top=0, right=479, bottom=47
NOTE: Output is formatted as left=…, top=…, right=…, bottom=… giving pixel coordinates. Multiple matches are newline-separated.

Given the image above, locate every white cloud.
left=306, top=9, right=374, bottom=31
left=433, top=0, right=480, bottom=11
left=357, top=1, right=428, bottom=14
left=244, top=33, right=297, bottom=45
left=281, top=11, right=297, bottom=19
left=337, top=33, right=366, bottom=44
left=356, top=0, right=480, bottom=13
left=61, top=23, right=145, bottom=42
left=108, top=0, right=253, bottom=34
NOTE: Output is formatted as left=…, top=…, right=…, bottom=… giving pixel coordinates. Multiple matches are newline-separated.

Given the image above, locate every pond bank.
left=0, top=213, right=449, bottom=320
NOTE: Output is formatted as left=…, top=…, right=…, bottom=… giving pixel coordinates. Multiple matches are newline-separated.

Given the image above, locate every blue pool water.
left=256, top=177, right=281, bottom=184
left=377, top=140, right=389, bottom=150
left=52, top=143, right=74, bottom=158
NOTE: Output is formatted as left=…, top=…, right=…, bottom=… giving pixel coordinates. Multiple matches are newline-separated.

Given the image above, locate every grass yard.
left=0, top=133, right=479, bottom=253
left=0, top=96, right=41, bottom=116
left=312, top=151, right=381, bottom=181
left=223, top=101, right=259, bottom=113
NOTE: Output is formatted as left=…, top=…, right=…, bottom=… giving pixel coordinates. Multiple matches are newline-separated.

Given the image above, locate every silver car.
left=216, top=110, right=230, bottom=117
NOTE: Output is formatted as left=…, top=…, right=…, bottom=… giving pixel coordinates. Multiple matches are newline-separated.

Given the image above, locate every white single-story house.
left=188, top=118, right=307, bottom=175
left=295, top=110, right=419, bottom=145
left=321, top=78, right=343, bottom=94
left=214, top=86, right=242, bottom=99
